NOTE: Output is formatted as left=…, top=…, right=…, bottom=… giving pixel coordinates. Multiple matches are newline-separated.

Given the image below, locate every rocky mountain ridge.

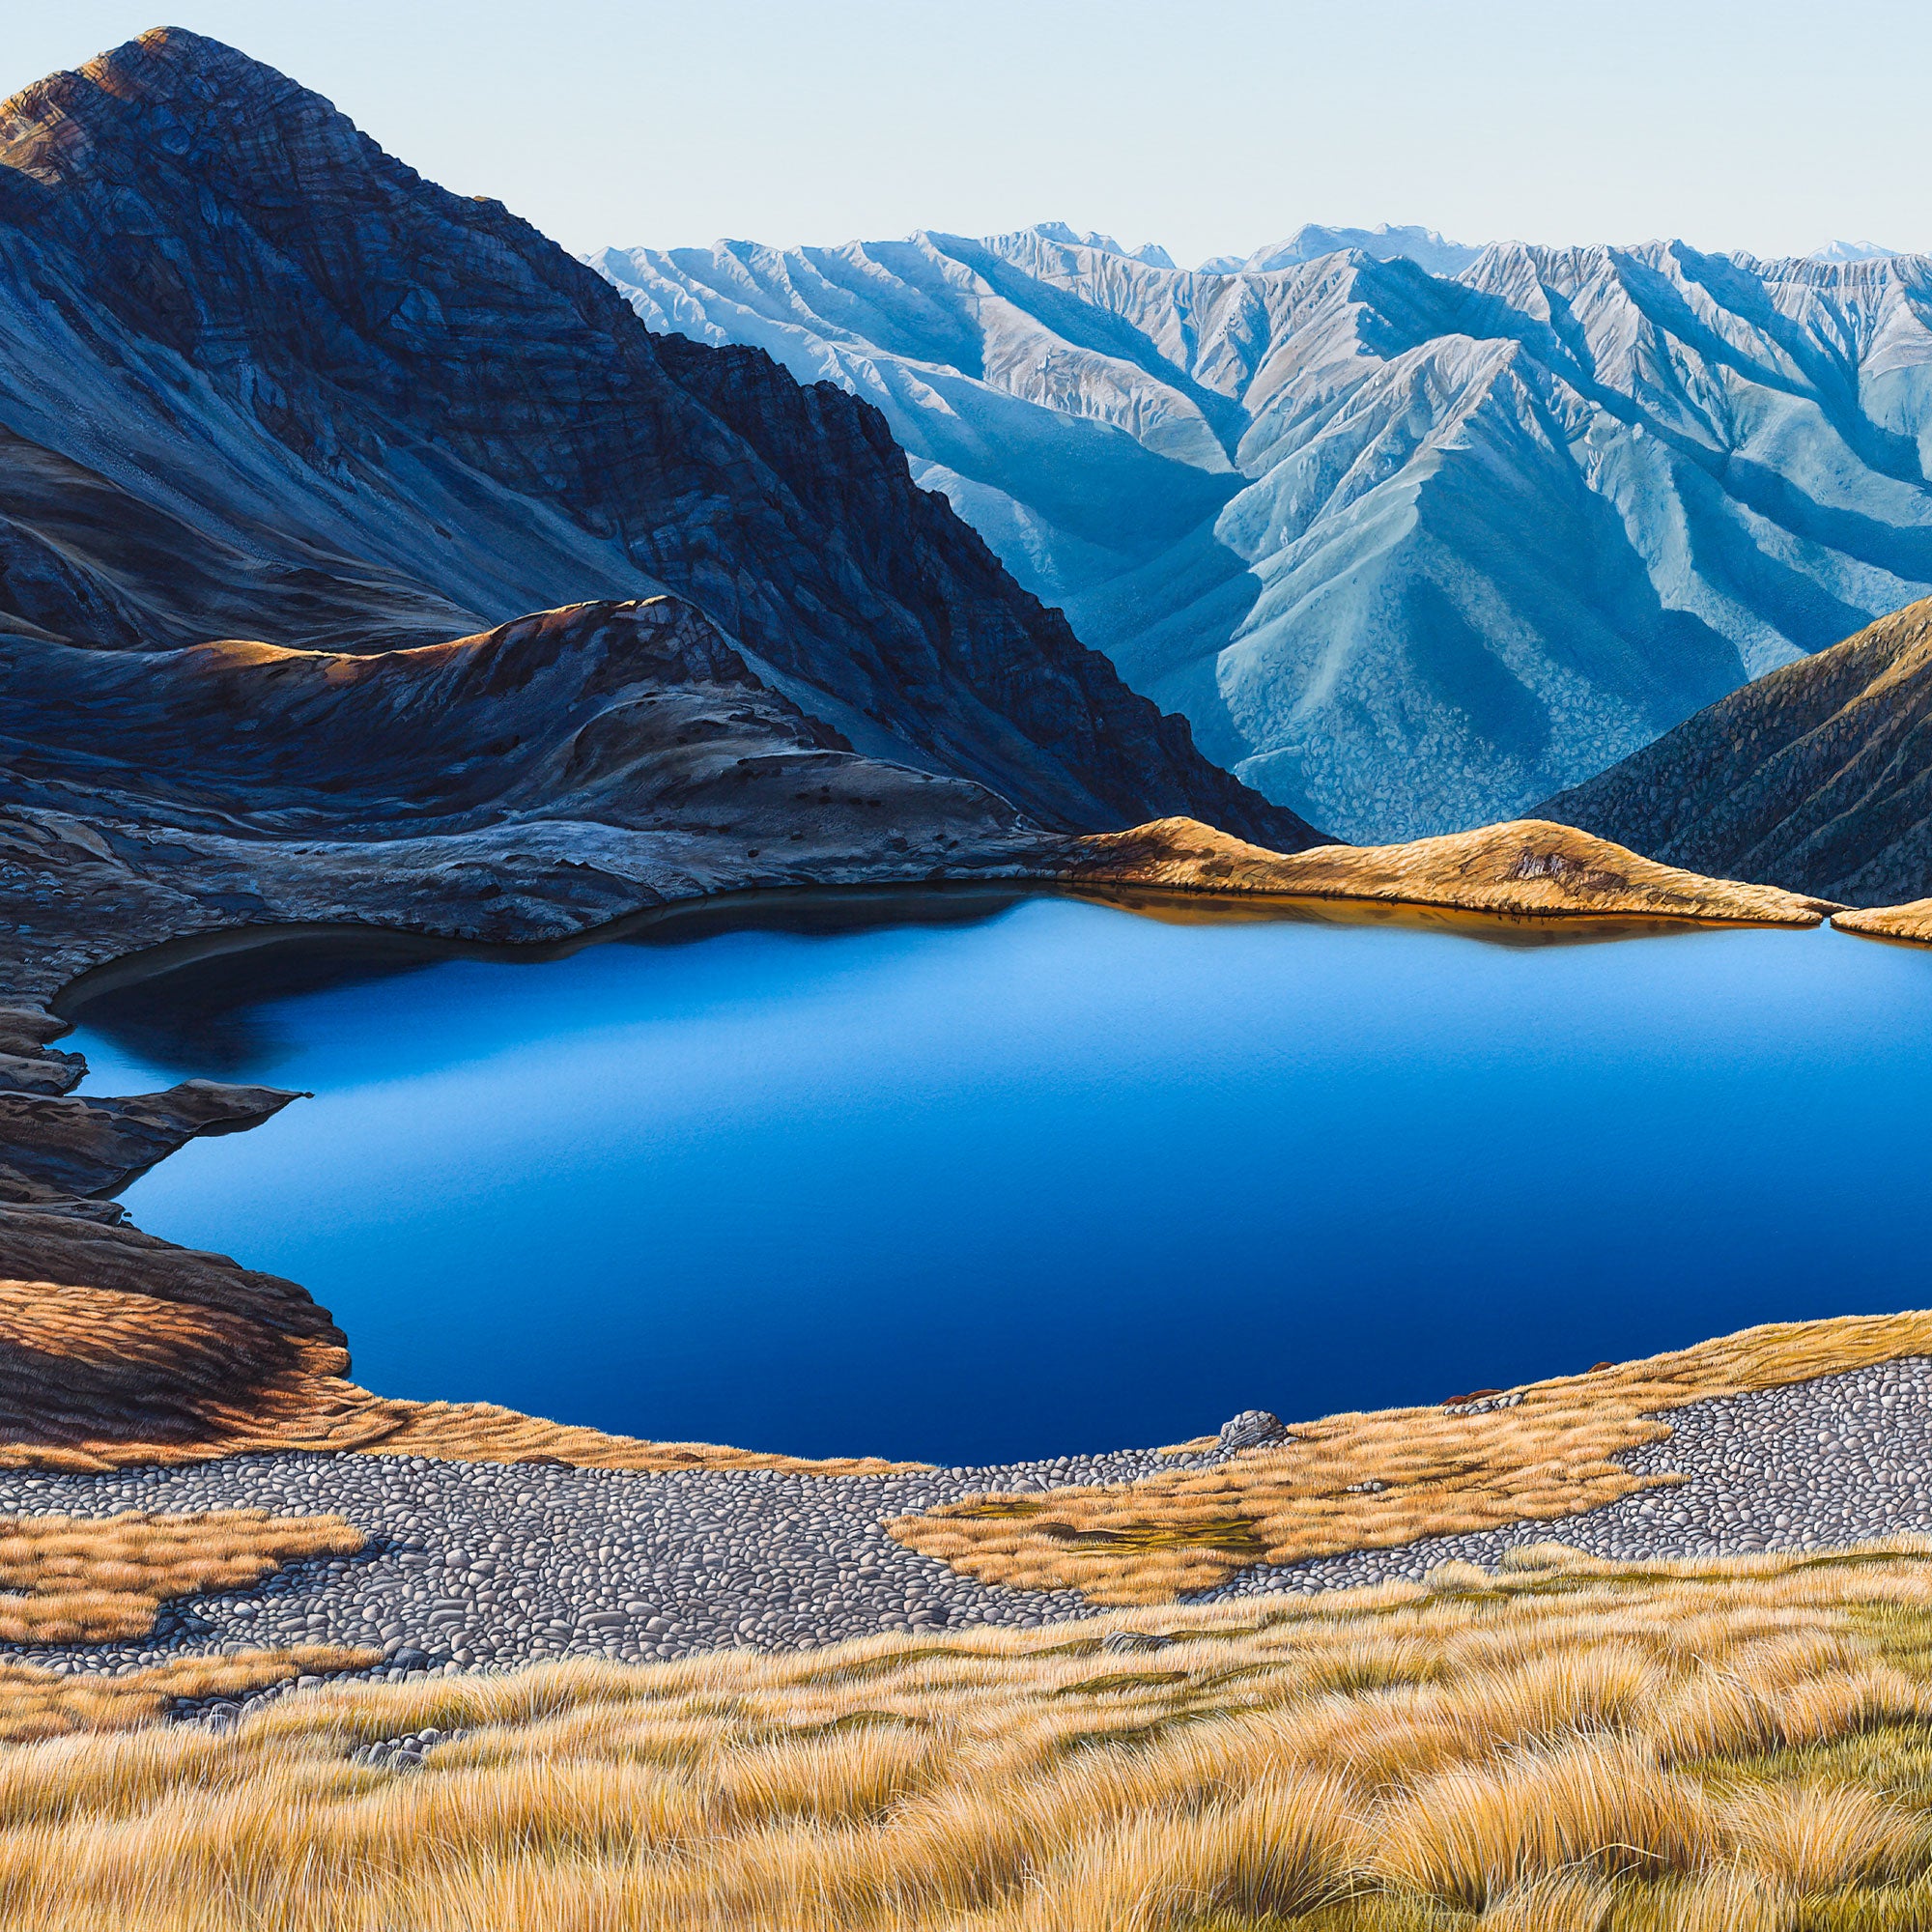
left=596, top=226, right=1932, bottom=839
left=0, top=28, right=1307, bottom=849
left=0, top=596, right=1075, bottom=1024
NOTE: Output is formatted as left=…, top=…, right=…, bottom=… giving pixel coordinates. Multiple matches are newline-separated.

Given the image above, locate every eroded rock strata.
left=0, top=597, right=1052, bottom=1001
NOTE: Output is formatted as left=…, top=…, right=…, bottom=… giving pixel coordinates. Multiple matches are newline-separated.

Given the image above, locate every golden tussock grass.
left=1472, top=1867, right=1617, bottom=1930
left=1720, top=1780, right=1929, bottom=1892
left=342, top=1395, right=925, bottom=1475
left=1373, top=1738, right=1715, bottom=1905
left=1066, top=814, right=1838, bottom=925
left=1835, top=898, right=1932, bottom=946
left=890, top=1311, right=1932, bottom=1603
left=0, top=1271, right=920, bottom=1477
left=0, top=1646, right=380, bottom=1743
left=0, top=1509, right=361, bottom=1643
left=0, top=1501, right=378, bottom=1741
left=14, top=1543, right=1932, bottom=1927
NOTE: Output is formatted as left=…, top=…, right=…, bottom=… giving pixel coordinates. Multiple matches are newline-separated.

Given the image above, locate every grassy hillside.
left=11, top=1544, right=1932, bottom=1927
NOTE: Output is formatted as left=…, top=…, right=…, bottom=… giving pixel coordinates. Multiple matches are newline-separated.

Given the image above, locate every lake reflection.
left=60, top=895, right=1932, bottom=1466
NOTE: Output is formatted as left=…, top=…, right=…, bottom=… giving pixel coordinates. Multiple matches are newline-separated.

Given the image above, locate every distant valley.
left=596, top=225, right=1932, bottom=840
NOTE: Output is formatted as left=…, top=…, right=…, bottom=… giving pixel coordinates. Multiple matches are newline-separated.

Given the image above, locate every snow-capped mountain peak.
left=1201, top=222, right=1482, bottom=276
left=1020, top=221, right=1176, bottom=268
left=1810, top=239, right=1901, bottom=263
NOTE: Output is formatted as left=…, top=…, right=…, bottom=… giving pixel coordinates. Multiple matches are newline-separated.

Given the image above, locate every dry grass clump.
left=1721, top=1779, right=1929, bottom=1892
left=0, top=1646, right=379, bottom=1743
left=1472, top=1868, right=1618, bottom=1930
left=1375, top=1738, right=1715, bottom=1906
left=891, top=1311, right=1932, bottom=1603
left=13, top=1544, right=1932, bottom=1926
left=0, top=1510, right=360, bottom=1644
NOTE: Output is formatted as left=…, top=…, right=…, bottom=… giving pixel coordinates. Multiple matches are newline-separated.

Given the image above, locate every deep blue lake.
left=61, top=894, right=1932, bottom=1467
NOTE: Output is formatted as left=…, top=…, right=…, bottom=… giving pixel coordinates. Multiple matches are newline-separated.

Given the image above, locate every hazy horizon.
left=5, top=3, right=1927, bottom=266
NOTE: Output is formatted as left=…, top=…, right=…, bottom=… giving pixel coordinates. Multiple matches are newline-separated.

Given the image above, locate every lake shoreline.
left=62, top=898, right=1932, bottom=1469
left=3, top=811, right=1931, bottom=1694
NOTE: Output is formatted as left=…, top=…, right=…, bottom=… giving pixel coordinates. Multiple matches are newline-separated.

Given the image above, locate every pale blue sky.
left=6, top=2, right=1926, bottom=265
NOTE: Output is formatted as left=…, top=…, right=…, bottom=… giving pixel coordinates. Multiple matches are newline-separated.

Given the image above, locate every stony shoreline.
left=3, top=1355, right=1927, bottom=1699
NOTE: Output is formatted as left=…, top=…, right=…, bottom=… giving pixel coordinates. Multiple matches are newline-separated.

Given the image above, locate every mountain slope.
left=595, top=227, right=1932, bottom=838
left=0, top=29, right=1310, bottom=848
left=1540, top=598, right=1932, bottom=903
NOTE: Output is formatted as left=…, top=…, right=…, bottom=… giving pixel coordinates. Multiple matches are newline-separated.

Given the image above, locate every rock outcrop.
left=1541, top=599, right=1932, bottom=905
left=0, top=1082, right=300, bottom=1206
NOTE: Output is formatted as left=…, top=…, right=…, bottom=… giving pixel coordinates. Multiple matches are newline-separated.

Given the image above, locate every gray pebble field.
left=9, top=1360, right=1932, bottom=1691
left=1, top=1444, right=1192, bottom=1680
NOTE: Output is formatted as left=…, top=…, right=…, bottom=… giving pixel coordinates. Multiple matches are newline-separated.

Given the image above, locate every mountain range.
left=0, top=31, right=1304, bottom=851
left=1195, top=224, right=1481, bottom=277
left=1543, top=595, right=1932, bottom=904
left=595, top=226, right=1932, bottom=840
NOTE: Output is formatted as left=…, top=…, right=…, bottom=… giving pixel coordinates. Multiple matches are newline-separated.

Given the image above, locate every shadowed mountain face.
left=596, top=226, right=1932, bottom=838
left=1540, top=599, right=1932, bottom=904
left=0, top=29, right=1313, bottom=850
